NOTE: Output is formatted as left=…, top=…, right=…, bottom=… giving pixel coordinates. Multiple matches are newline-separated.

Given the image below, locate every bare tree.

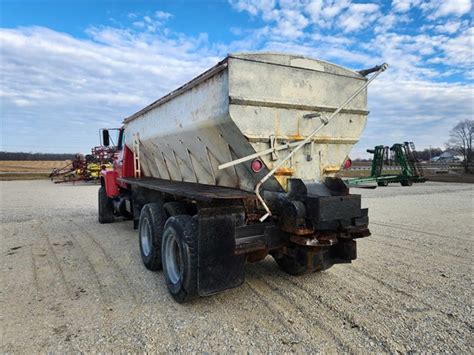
left=446, top=120, right=473, bottom=173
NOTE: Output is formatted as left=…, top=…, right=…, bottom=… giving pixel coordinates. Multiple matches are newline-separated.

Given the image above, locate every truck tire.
left=401, top=180, right=413, bottom=186
left=162, top=215, right=199, bottom=303
left=377, top=180, right=389, bottom=187
left=98, top=186, right=114, bottom=224
left=139, top=202, right=167, bottom=271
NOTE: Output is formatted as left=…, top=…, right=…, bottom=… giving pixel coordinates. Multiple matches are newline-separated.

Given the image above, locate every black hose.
left=358, top=64, right=384, bottom=77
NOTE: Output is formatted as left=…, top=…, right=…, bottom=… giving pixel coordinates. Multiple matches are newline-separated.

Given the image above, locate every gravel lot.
left=1, top=180, right=472, bottom=352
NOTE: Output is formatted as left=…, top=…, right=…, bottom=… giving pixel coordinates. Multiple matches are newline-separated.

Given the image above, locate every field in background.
left=1, top=160, right=472, bottom=183
left=1, top=180, right=472, bottom=352
left=0, top=161, right=70, bottom=180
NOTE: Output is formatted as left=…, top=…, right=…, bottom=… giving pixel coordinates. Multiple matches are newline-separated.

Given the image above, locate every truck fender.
left=101, top=170, right=119, bottom=198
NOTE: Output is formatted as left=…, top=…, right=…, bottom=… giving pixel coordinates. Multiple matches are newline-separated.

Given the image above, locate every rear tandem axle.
left=99, top=176, right=369, bottom=303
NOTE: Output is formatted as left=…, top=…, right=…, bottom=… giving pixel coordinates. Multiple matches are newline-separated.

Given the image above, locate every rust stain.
left=274, top=167, right=295, bottom=191
left=286, top=134, right=305, bottom=141
left=274, top=167, right=295, bottom=176
left=323, top=165, right=341, bottom=174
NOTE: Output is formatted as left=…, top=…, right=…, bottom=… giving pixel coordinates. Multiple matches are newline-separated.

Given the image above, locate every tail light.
left=251, top=159, right=264, bottom=173
left=344, top=158, right=352, bottom=170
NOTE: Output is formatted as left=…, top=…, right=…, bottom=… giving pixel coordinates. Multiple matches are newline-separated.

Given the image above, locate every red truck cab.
left=100, top=128, right=134, bottom=198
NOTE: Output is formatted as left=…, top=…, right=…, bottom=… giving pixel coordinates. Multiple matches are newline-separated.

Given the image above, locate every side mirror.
left=102, top=129, right=110, bottom=147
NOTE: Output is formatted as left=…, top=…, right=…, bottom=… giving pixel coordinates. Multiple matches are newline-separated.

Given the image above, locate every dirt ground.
left=0, top=161, right=69, bottom=173
left=0, top=180, right=472, bottom=352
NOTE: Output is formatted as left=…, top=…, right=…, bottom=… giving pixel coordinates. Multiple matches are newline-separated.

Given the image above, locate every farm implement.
left=346, top=142, right=427, bottom=187
left=49, top=146, right=114, bottom=184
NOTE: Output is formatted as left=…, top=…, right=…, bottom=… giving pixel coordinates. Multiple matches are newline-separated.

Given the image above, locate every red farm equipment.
left=49, top=145, right=116, bottom=184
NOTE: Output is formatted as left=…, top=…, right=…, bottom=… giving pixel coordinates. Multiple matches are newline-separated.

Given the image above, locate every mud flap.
left=197, top=205, right=246, bottom=296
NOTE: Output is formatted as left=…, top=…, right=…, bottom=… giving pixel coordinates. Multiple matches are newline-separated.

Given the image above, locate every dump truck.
left=99, top=53, right=387, bottom=303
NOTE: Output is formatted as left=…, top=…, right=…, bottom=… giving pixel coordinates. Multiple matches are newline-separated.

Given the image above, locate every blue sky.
left=1, top=0, right=472, bottom=157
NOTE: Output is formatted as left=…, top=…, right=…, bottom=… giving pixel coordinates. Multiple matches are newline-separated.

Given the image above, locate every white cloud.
left=392, top=0, right=421, bottom=13
left=232, top=0, right=380, bottom=37
left=393, top=0, right=472, bottom=19
left=311, top=33, right=354, bottom=45
left=352, top=78, right=474, bottom=156
left=374, top=13, right=411, bottom=34
left=338, top=3, right=381, bottom=33
left=229, top=0, right=276, bottom=17
left=155, top=11, right=173, bottom=20
left=427, top=0, right=472, bottom=19
left=273, top=8, right=310, bottom=39
left=434, top=20, right=462, bottom=34
left=360, top=27, right=472, bottom=81
left=128, top=11, right=174, bottom=33
left=0, top=26, right=218, bottom=152
left=231, top=1, right=311, bottom=39
left=1, top=1, right=473, bottom=156
left=320, top=0, right=351, bottom=19
left=305, top=0, right=323, bottom=22
left=305, top=0, right=351, bottom=27
left=438, top=27, right=474, bottom=66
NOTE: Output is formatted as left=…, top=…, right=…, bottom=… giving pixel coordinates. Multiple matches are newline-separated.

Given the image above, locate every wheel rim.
left=140, top=217, right=152, bottom=257
left=164, top=230, right=183, bottom=285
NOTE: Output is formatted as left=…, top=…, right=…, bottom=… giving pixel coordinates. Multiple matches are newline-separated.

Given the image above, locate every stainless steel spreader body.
left=123, top=53, right=369, bottom=193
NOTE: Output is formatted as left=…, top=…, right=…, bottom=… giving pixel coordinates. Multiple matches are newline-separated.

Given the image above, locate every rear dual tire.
left=161, top=216, right=199, bottom=303
left=138, top=202, right=199, bottom=303
left=401, top=180, right=413, bottom=186
left=139, top=203, right=167, bottom=271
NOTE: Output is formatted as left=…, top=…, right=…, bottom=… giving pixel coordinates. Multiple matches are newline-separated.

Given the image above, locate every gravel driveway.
left=1, top=180, right=472, bottom=352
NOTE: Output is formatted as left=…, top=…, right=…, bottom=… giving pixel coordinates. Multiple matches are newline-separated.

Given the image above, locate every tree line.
left=0, top=151, right=75, bottom=161
left=413, top=147, right=444, bottom=161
